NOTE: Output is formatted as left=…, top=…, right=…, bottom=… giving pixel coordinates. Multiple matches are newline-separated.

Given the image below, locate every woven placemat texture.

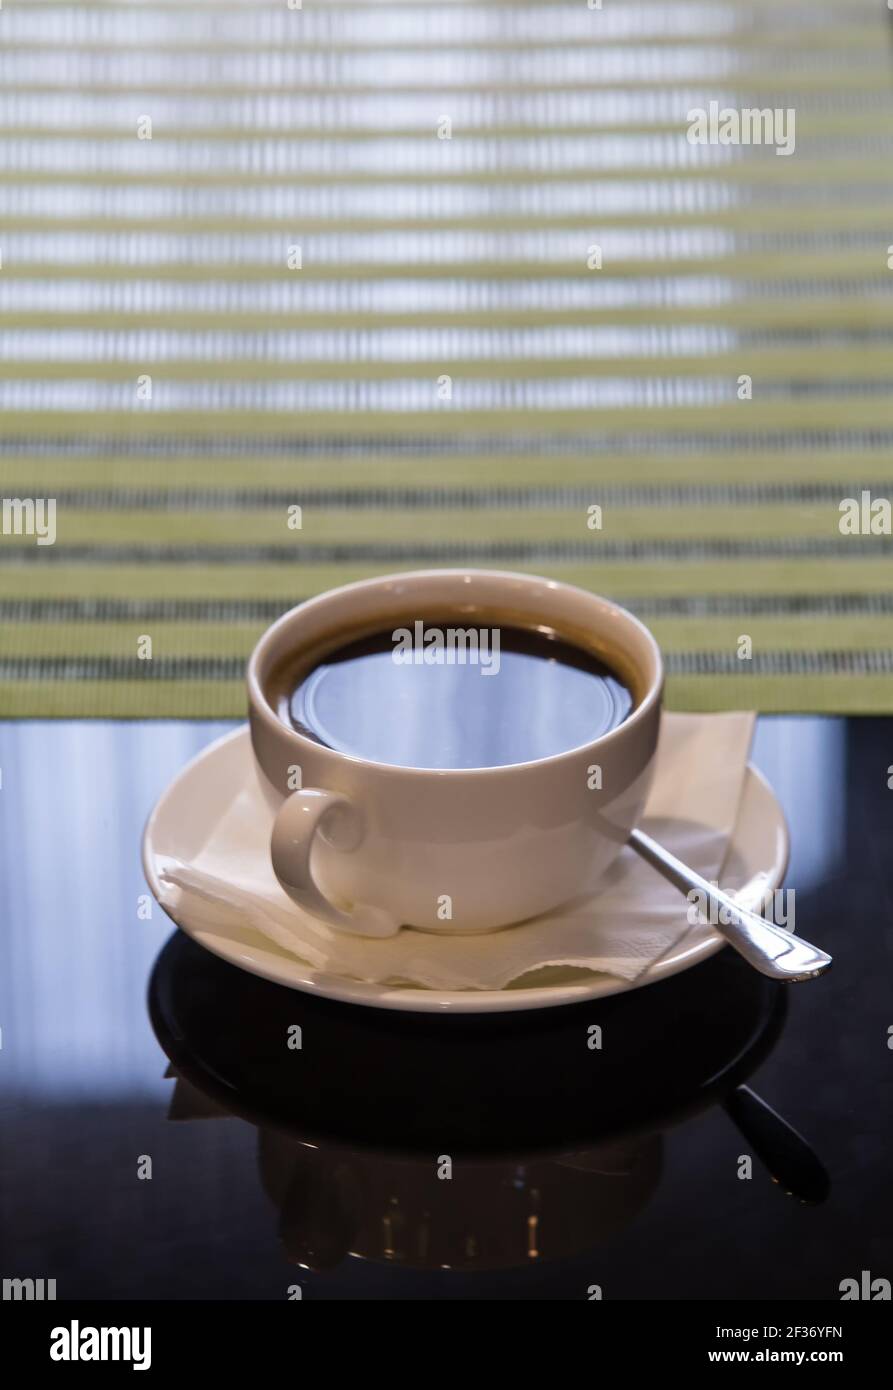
left=1, top=0, right=892, bottom=716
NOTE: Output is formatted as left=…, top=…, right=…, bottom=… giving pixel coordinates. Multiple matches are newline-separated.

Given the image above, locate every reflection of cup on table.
left=258, top=1131, right=663, bottom=1272
left=248, top=568, right=663, bottom=936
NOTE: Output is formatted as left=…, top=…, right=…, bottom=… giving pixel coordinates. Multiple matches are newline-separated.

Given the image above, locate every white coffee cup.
left=248, top=569, right=663, bottom=938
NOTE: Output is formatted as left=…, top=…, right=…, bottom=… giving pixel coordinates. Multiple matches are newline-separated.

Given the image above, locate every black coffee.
left=279, top=622, right=634, bottom=771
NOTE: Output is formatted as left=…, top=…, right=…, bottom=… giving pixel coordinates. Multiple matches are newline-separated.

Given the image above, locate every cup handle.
left=270, top=787, right=400, bottom=938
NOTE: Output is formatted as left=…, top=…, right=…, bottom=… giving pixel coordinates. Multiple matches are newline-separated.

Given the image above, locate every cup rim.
left=247, top=568, right=664, bottom=779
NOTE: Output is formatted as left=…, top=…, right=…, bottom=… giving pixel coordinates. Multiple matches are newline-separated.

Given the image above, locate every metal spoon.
left=628, top=828, right=832, bottom=981
left=723, top=1085, right=830, bottom=1203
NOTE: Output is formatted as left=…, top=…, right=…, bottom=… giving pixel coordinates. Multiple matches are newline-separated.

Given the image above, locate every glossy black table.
left=0, top=716, right=890, bottom=1300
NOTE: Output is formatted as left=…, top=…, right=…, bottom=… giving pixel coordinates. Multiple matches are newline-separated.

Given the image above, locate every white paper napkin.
left=156, top=711, right=755, bottom=992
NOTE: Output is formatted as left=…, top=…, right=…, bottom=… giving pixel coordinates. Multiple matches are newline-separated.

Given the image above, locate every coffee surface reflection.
left=284, top=623, right=634, bottom=770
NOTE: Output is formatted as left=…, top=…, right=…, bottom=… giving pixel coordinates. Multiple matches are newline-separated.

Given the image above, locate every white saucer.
left=143, top=727, right=789, bottom=1014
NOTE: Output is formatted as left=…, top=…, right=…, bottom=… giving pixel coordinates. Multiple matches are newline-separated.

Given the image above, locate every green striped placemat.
left=2, top=0, right=893, bottom=717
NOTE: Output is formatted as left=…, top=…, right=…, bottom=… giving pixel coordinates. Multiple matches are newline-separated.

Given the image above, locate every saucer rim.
left=142, top=724, right=790, bottom=1014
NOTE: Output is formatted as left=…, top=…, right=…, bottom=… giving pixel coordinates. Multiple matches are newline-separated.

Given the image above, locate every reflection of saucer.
left=143, top=726, right=789, bottom=1013
left=149, top=933, right=787, bottom=1270
left=149, top=930, right=785, bottom=1157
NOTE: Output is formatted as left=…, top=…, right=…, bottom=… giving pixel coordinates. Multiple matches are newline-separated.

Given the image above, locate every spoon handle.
left=628, top=828, right=832, bottom=981
left=723, top=1086, right=830, bottom=1204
